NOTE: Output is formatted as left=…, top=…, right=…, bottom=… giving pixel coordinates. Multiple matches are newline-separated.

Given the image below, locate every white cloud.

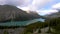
left=28, top=0, right=51, bottom=11
left=37, top=9, right=58, bottom=15
left=17, top=0, right=52, bottom=11
left=36, top=2, right=60, bottom=15
left=52, top=3, right=60, bottom=9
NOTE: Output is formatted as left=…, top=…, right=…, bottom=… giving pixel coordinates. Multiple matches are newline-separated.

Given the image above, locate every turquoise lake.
left=0, top=18, right=45, bottom=26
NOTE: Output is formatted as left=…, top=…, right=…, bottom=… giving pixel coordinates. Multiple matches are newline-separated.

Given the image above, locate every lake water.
left=0, top=18, right=45, bottom=26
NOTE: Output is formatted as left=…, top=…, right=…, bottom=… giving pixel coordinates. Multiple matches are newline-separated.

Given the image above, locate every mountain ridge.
left=0, top=5, right=41, bottom=22
left=44, top=10, right=60, bottom=19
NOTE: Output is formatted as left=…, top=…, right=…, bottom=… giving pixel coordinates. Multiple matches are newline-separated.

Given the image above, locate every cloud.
left=0, top=0, right=6, bottom=5
left=0, top=0, right=58, bottom=16
left=36, top=2, right=60, bottom=16
left=6, top=0, right=32, bottom=6
left=17, top=0, right=52, bottom=11
left=37, top=9, right=58, bottom=15
left=27, top=0, right=50, bottom=11
left=0, top=0, right=53, bottom=11
left=52, top=3, right=60, bottom=9
left=0, top=0, right=32, bottom=6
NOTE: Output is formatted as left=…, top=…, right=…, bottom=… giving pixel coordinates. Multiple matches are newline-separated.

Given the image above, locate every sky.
left=0, top=0, right=60, bottom=16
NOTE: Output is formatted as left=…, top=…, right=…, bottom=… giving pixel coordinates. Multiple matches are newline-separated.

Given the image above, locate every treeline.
left=24, top=17, right=60, bottom=34
left=0, top=17, right=60, bottom=34
left=24, top=21, right=48, bottom=34
left=0, top=26, right=26, bottom=29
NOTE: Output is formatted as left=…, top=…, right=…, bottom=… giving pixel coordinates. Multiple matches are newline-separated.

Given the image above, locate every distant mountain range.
left=44, top=10, right=60, bottom=19
left=0, top=5, right=41, bottom=22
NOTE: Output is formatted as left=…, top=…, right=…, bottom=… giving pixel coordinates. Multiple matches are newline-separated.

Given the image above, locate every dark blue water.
left=0, top=18, right=45, bottom=26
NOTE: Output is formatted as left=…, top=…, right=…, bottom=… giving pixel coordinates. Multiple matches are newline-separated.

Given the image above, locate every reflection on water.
left=0, top=18, right=45, bottom=26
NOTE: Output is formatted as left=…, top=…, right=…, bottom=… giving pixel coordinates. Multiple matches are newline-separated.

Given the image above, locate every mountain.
left=44, top=10, right=60, bottom=19
left=0, top=5, right=41, bottom=22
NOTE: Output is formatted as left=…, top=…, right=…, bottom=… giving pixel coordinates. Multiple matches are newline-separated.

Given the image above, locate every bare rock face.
left=0, top=5, right=41, bottom=22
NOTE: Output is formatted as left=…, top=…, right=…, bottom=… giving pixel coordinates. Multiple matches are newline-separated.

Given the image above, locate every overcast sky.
left=0, top=0, right=60, bottom=16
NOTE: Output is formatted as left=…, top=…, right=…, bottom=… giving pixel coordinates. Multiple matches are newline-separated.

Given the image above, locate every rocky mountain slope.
left=0, top=5, right=41, bottom=22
